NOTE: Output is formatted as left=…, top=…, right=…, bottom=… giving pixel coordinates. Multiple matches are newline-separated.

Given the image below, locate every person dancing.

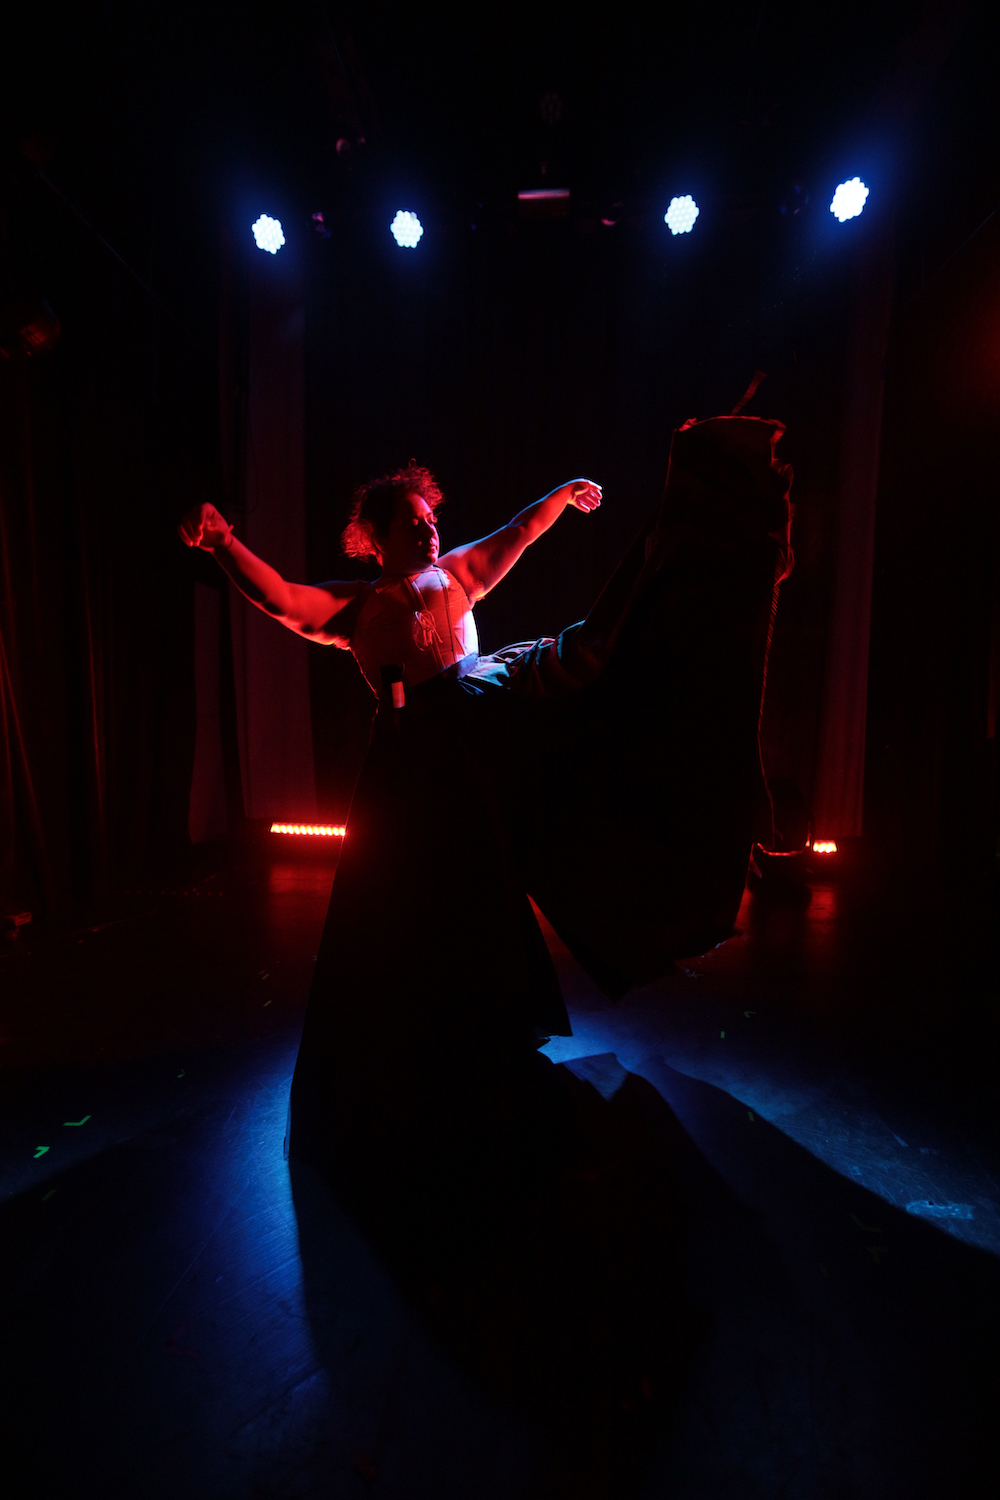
left=180, top=418, right=792, bottom=1491
left=179, top=419, right=792, bottom=1201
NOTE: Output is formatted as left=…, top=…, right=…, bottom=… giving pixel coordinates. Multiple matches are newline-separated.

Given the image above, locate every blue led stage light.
left=390, top=211, right=423, bottom=248
left=830, top=178, right=869, bottom=222
left=251, top=215, right=285, bottom=253
left=664, top=195, right=700, bottom=235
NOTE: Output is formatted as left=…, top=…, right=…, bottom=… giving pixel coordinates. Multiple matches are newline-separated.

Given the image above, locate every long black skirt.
left=288, top=414, right=793, bottom=1235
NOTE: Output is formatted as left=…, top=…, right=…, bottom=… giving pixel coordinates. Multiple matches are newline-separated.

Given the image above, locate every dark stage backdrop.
left=866, top=213, right=1000, bottom=876
left=0, top=162, right=224, bottom=920
left=3, top=1, right=999, bottom=924
left=2, top=173, right=985, bottom=918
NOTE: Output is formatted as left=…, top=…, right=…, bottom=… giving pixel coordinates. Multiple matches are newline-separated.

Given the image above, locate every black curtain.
left=866, top=213, right=1000, bottom=876
left=0, top=163, right=218, bottom=918
left=0, top=0, right=305, bottom=919
left=863, top=8, right=1000, bottom=879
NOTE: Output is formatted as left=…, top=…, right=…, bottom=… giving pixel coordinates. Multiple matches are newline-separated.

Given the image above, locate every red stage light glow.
left=270, top=823, right=346, bottom=837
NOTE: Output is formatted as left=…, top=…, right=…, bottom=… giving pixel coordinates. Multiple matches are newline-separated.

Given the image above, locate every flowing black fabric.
left=288, top=416, right=793, bottom=1215
left=518, top=413, right=794, bottom=994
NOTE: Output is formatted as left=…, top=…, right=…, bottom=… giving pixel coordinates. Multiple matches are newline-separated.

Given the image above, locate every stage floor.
left=1, top=849, right=998, bottom=1498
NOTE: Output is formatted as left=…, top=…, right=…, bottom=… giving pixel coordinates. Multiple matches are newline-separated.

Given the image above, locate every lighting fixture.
left=390, top=211, right=423, bottom=248
left=251, top=215, right=285, bottom=253
left=270, top=823, right=346, bottom=837
left=829, top=179, right=869, bottom=223
left=664, top=195, right=699, bottom=235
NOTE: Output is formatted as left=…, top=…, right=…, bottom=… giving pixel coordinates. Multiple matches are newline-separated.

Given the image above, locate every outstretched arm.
left=439, top=478, right=602, bottom=601
left=177, top=503, right=366, bottom=645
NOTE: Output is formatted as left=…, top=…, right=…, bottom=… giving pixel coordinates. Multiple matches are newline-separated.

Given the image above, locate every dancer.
left=179, top=418, right=793, bottom=1225
left=181, top=424, right=791, bottom=1494
left=177, top=468, right=602, bottom=687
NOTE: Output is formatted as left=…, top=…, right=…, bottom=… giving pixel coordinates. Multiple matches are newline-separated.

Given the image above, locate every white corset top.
left=350, top=566, right=479, bottom=695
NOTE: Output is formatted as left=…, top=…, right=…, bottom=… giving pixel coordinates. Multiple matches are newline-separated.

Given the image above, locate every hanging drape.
left=0, top=169, right=217, bottom=920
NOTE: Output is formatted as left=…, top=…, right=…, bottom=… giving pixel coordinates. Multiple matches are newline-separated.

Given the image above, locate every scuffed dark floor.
left=1, top=845, right=998, bottom=1498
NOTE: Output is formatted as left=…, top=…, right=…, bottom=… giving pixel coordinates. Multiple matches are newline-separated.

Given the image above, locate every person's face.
left=377, top=491, right=440, bottom=573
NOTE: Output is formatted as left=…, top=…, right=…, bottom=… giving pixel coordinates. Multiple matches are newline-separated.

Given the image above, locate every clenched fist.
left=177, top=502, right=234, bottom=550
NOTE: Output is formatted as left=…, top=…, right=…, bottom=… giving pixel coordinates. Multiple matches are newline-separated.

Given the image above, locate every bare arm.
left=177, top=503, right=366, bottom=645
left=439, top=479, right=602, bottom=601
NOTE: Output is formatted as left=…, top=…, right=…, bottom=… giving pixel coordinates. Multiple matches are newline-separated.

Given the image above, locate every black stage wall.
left=1, top=1, right=998, bottom=919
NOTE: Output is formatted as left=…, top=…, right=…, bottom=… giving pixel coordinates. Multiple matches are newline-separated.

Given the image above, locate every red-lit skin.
left=377, top=493, right=441, bottom=576
left=177, top=478, right=602, bottom=645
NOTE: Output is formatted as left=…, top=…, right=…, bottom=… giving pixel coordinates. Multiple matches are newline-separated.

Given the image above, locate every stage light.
left=664, top=195, right=699, bottom=235
left=829, top=179, right=869, bottom=222
left=251, top=215, right=285, bottom=254
left=390, top=210, right=423, bottom=248
left=810, top=840, right=838, bottom=854
left=270, top=823, right=346, bottom=837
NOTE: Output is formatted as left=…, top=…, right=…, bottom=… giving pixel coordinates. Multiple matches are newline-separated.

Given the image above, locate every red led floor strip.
left=270, top=823, right=346, bottom=837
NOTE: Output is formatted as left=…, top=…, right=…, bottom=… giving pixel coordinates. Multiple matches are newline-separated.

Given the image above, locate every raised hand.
left=566, top=479, right=603, bottom=513
left=177, top=502, right=233, bottom=550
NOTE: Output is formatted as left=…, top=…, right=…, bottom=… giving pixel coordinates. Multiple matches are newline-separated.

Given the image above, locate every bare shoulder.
left=289, top=577, right=371, bottom=646
left=437, top=549, right=485, bottom=603
left=314, top=578, right=372, bottom=605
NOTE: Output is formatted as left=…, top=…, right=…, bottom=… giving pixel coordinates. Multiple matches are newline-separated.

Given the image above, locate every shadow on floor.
left=293, top=1051, right=1000, bottom=1500
left=3, top=1038, right=998, bottom=1499
left=291, top=1053, right=699, bottom=1500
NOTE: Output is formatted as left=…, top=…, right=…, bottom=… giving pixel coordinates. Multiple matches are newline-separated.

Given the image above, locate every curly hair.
left=340, top=463, right=445, bottom=562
